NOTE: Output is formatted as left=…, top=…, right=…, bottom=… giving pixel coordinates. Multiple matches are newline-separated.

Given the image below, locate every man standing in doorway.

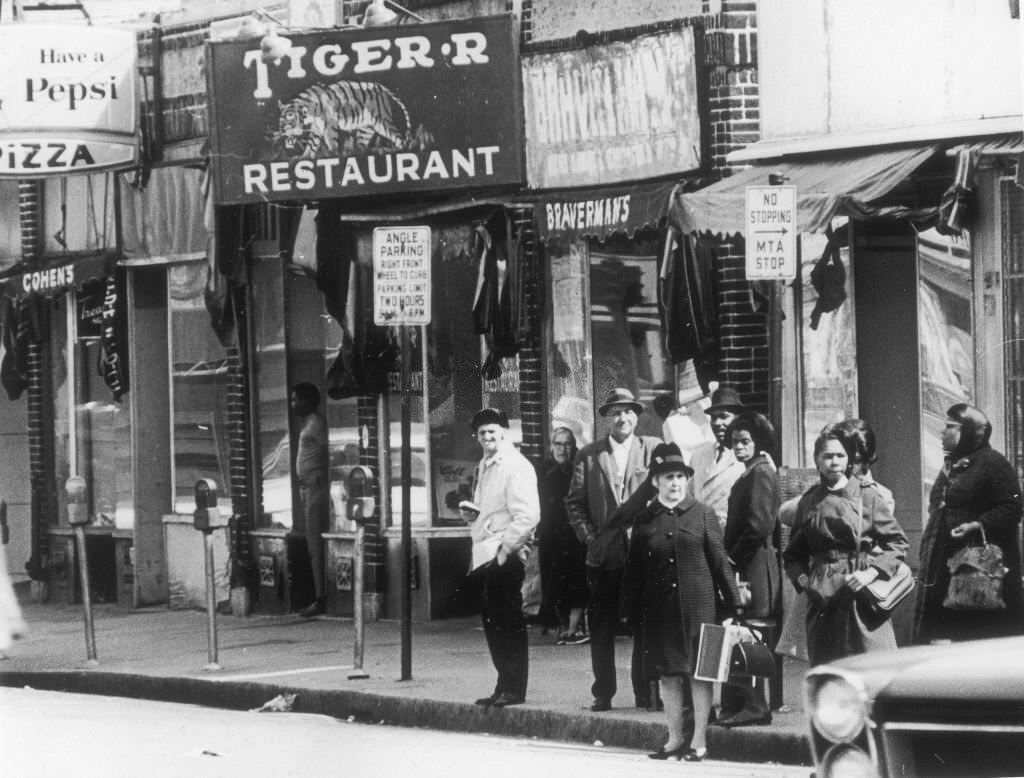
left=566, top=388, right=661, bottom=712
left=463, top=408, right=540, bottom=708
left=691, top=386, right=747, bottom=530
left=292, top=382, right=329, bottom=618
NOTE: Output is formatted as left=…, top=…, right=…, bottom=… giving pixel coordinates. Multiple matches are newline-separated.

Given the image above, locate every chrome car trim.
left=880, top=721, right=1024, bottom=734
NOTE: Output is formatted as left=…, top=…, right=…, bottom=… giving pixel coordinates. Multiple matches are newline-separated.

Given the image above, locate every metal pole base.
left=202, top=662, right=223, bottom=672
left=347, top=670, right=369, bottom=680
left=80, top=658, right=99, bottom=669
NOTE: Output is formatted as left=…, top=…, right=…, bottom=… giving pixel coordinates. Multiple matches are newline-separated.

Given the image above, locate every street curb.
left=0, top=670, right=811, bottom=766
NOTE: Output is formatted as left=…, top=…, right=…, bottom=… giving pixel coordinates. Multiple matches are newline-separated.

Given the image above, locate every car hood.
left=822, top=636, right=1024, bottom=706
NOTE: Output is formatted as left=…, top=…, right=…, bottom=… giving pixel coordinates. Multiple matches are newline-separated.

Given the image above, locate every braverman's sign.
left=0, top=25, right=138, bottom=177
left=206, top=15, right=524, bottom=205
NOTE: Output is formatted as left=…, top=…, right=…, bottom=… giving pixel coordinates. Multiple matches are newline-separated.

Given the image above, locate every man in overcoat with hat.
left=566, top=388, right=661, bottom=711
left=462, top=408, right=540, bottom=707
left=690, top=386, right=747, bottom=530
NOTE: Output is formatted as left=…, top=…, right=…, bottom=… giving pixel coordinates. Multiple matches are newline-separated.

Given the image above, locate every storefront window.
left=546, top=241, right=594, bottom=445
left=169, top=262, right=232, bottom=513
left=252, top=254, right=290, bottom=528
left=52, top=291, right=134, bottom=528
left=799, top=231, right=859, bottom=460
left=917, top=228, right=973, bottom=503
left=589, top=233, right=672, bottom=439
left=424, top=219, right=517, bottom=527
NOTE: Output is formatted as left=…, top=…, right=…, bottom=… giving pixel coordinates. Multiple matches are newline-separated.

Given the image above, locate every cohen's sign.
left=0, top=25, right=138, bottom=177
left=207, top=15, right=524, bottom=205
left=522, top=26, right=701, bottom=188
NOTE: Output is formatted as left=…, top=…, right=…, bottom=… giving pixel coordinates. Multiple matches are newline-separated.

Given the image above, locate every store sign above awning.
left=522, top=25, right=701, bottom=189
left=206, top=15, right=524, bottom=205
left=531, top=180, right=677, bottom=243
left=0, top=25, right=138, bottom=177
left=4, top=252, right=112, bottom=299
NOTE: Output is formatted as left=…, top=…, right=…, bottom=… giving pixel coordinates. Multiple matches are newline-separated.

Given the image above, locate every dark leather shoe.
left=490, top=692, right=524, bottom=708
left=590, top=698, right=611, bottom=712
left=648, top=744, right=687, bottom=760
left=683, top=747, right=707, bottom=762
left=474, top=694, right=497, bottom=706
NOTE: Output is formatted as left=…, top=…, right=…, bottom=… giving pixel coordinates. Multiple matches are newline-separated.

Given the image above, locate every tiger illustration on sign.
left=270, top=80, right=432, bottom=159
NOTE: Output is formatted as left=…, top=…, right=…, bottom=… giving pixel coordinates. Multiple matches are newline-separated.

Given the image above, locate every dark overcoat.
left=621, top=495, right=740, bottom=679
left=565, top=434, right=660, bottom=570
left=724, top=455, right=781, bottom=619
left=913, top=445, right=1024, bottom=644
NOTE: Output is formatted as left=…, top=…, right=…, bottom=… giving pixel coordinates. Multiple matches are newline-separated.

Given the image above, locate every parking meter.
left=66, top=475, right=89, bottom=526
left=193, top=479, right=227, bottom=532
left=345, top=466, right=376, bottom=523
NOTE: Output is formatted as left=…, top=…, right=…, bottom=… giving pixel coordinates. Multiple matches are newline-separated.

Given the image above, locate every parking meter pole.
left=66, top=476, right=97, bottom=666
left=399, top=325, right=412, bottom=681
left=194, top=479, right=224, bottom=672
left=202, top=529, right=220, bottom=671
left=73, top=524, right=98, bottom=665
left=348, top=522, right=369, bottom=679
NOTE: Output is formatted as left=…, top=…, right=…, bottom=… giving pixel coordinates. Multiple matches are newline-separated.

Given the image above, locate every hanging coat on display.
left=809, top=227, right=847, bottom=330
left=472, top=214, right=526, bottom=381
left=658, top=230, right=721, bottom=392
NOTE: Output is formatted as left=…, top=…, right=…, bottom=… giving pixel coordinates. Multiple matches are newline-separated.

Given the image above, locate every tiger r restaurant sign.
left=206, top=15, right=524, bottom=205
left=0, top=25, right=138, bottom=176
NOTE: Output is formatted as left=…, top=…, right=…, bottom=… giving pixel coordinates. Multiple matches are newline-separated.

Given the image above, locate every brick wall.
left=701, top=1, right=770, bottom=412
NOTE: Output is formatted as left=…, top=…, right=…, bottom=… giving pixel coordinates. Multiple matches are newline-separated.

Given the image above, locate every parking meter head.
left=65, top=475, right=89, bottom=525
left=346, top=465, right=376, bottom=523
left=193, top=479, right=226, bottom=531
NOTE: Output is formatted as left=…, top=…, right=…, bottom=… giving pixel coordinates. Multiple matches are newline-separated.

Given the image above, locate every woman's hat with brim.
left=649, top=442, right=694, bottom=477
left=598, top=387, right=644, bottom=417
left=705, top=386, right=745, bottom=415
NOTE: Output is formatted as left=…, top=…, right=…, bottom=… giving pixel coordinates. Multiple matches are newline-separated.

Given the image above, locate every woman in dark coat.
left=913, top=404, right=1024, bottom=644
left=719, top=411, right=780, bottom=726
left=783, top=428, right=909, bottom=666
left=622, top=443, right=740, bottom=762
left=536, top=427, right=588, bottom=643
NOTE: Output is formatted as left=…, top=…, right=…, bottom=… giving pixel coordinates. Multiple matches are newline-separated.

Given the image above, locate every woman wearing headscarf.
left=783, top=427, right=909, bottom=666
left=913, top=404, right=1024, bottom=644
left=718, top=411, right=779, bottom=727
left=621, top=442, right=741, bottom=762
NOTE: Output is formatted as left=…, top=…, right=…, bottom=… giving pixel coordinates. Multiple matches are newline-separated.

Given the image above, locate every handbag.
left=942, top=527, right=1007, bottom=611
left=852, top=492, right=915, bottom=629
left=729, top=639, right=777, bottom=678
left=856, top=562, right=915, bottom=630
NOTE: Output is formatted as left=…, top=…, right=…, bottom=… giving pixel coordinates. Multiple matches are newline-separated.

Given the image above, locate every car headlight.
left=820, top=744, right=878, bottom=778
left=809, top=674, right=868, bottom=742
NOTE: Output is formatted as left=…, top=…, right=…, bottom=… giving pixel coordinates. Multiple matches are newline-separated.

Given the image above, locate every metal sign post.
left=373, top=226, right=431, bottom=682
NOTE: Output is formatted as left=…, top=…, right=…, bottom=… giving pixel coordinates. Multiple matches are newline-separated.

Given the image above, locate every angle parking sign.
left=373, top=226, right=432, bottom=326
left=745, top=186, right=797, bottom=280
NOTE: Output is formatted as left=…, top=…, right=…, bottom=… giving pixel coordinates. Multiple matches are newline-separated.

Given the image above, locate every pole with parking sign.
left=373, top=226, right=431, bottom=682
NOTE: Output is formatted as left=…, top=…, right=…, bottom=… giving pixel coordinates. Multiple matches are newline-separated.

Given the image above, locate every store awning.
left=1, top=251, right=114, bottom=299
left=525, top=179, right=678, bottom=243
left=946, top=132, right=1024, bottom=158
left=669, top=144, right=941, bottom=237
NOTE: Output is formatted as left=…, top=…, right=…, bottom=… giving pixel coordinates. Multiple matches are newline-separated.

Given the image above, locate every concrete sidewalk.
left=0, top=603, right=811, bottom=766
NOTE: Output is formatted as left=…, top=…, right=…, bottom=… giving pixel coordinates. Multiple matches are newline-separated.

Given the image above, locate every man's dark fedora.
left=471, top=407, right=509, bottom=430
left=598, top=387, right=644, bottom=417
left=704, top=386, right=745, bottom=415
